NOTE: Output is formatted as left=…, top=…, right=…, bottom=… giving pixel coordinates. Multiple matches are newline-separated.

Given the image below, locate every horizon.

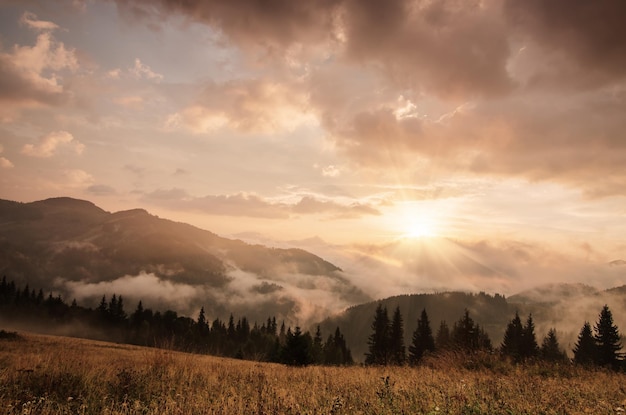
left=1, top=1, right=626, bottom=300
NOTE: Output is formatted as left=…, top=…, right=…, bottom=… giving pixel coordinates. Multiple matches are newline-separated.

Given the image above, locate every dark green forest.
left=0, top=277, right=352, bottom=366
left=1, top=276, right=623, bottom=370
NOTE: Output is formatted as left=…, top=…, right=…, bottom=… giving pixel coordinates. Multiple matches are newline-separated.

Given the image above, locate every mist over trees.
left=2, top=276, right=625, bottom=371
left=361, top=300, right=624, bottom=371
left=0, top=277, right=352, bottom=366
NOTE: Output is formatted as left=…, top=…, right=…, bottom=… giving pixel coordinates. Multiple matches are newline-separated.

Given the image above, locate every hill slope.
left=0, top=197, right=368, bottom=323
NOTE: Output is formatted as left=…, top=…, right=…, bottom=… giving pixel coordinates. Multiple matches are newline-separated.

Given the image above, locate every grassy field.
left=1, top=332, right=626, bottom=414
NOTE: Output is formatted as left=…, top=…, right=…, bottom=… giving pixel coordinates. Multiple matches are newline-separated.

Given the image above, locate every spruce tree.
left=282, top=326, right=310, bottom=366
left=409, top=308, right=435, bottom=365
left=435, top=320, right=451, bottom=350
left=521, top=314, right=539, bottom=359
left=365, top=303, right=390, bottom=365
left=540, top=328, right=567, bottom=362
left=573, top=322, right=597, bottom=365
left=311, top=325, right=324, bottom=364
left=501, top=312, right=524, bottom=361
left=389, top=306, right=406, bottom=365
left=594, top=305, right=623, bottom=369
left=452, top=309, right=476, bottom=350
left=451, top=309, right=492, bottom=352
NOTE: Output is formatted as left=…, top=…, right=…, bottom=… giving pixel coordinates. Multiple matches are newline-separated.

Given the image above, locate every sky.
left=1, top=0, right=625, bottom=296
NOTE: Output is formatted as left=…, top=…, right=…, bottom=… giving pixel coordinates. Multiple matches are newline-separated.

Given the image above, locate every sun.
left=404, top=218, right=438, bottom=239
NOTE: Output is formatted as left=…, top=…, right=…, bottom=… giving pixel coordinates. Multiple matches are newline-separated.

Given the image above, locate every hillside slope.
left=0, top=197, right=367, bottom=323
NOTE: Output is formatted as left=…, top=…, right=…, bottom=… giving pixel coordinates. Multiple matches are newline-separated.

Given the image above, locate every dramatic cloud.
left=0, top=17, right=77, bottom=109
left=21, top=131, right=84, bottom=158
left=142, top=189, right=381, bottom=219
left=113, top=0, right=339, bottom=49
left=166, top=79, right=314, bottom=134
left=504, top=0, right=626, bottom=89
left=2, top=0, right=626, bottom=323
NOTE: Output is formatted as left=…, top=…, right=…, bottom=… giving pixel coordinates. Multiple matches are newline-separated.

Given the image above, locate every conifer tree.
left=197, top=307, right=207, bottom=329
left=131, top=301, right=144, bottom=328
left=501, top=311, right=524, bottom=361
left=389, top=306, right=406, bottom=365
left=451, top=309, right=492, bottom=351
left=310, top=325, right=323, bottom=364
left=594, top=305, right=623, bottom=369
left=115, top=295, right=126, bottom=322
left=435, top=320, right=451, bottom=350
left=365, top=303, right=390, bottom=365
left=282, top=326, right=310, bottom=366
left=97, top=295, right=108, bottom=319
left=573, top=322, right=597, bottom=365
left=540, top=328, right=567, bottom=362
left=409, top=308, right=435, bottom=365
left=521, top=314, right=539, bottom=359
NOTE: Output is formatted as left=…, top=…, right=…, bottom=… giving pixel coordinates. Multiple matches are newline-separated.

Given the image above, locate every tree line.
left=0, top=277, right=352, bottom=366
left=2, top=276, right=623, bottom=370
left=364, top=303, right=624, bottom=371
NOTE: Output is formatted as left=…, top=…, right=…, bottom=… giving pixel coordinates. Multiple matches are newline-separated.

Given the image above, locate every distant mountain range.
left=1, top=197, right=626, bottom=361
left=0, top=197, right=369, bottom=323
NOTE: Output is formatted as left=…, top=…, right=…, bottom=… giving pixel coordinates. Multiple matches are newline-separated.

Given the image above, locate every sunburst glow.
left=404, top=218, right=438, bottom=239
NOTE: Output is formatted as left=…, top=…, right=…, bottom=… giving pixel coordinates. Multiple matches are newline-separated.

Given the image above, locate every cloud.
left=340, top=0, right=512, bottom=99
left=20, top=11, right=61, bottom=32
left=166, top=79, right=314, bottom=134
left=57, top=272, right=202, bottom=313
left=21, top=130, right=84, bottom=157
left=63, top=169, right=94, bottom=187
left=109, top=0, right=626, bottom=198
left=504, top=0, right=626, bottom=89
left=299, top=237, right=626, bottom=304
left=320, top=165, right=340, bottom=178
left=292, top=196, right=380, bottom=219
left=113, top=0, right=338, bottom=50
left=0, top=145, right=13, bottom=169
left=0, top=22, right=77, bottom=108
left=130, top=58, right=163, bottom=82
left=113, top=0, right=511, bottom=99
left=143, top=188, right=289, bottom=218
left=86, top=184, right=117, bottom=195
left=142, top=188, right=381, bottom=219
left=0, top=157, right=13, bottom=169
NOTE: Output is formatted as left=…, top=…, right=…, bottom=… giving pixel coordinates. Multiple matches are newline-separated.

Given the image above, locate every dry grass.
left=1, top=332, right=626, bottom=414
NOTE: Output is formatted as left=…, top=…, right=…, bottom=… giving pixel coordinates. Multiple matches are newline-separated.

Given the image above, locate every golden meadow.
left=2, top=332, right=626, bottom=414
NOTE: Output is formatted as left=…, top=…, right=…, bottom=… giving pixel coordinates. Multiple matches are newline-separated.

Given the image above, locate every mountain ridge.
left=0, top=197, right=365, bottom=324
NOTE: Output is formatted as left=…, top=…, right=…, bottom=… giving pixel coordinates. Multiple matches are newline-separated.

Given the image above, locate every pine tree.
left=594, top=305, right=623, bottom=369
left=540, top=328, right=567, bottom=362
left=365, top=303, right=390, bottom=365
left=435, top=320, right=451, bottom=350
left=451, top=309, right=492, bottom=352
left=197, top=307, right=207, bottom=329
left=115, top=295, right=126, bottom=322
left=521, top=314, right=539, bottom=359
left=97, top=295, right=108, bottom=319
left=409, top=308, right=435, bottom=365
left=573, top=322, right=597, bottom=366
left=311, top=325, right=323, bottom=364
left=501, top=312, right=524, bottom=361
left=389, top=306, right=406, bottom=365
left=131, top=301, right=144, bottom=328
left=282, top=326, right=310, bottom=366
